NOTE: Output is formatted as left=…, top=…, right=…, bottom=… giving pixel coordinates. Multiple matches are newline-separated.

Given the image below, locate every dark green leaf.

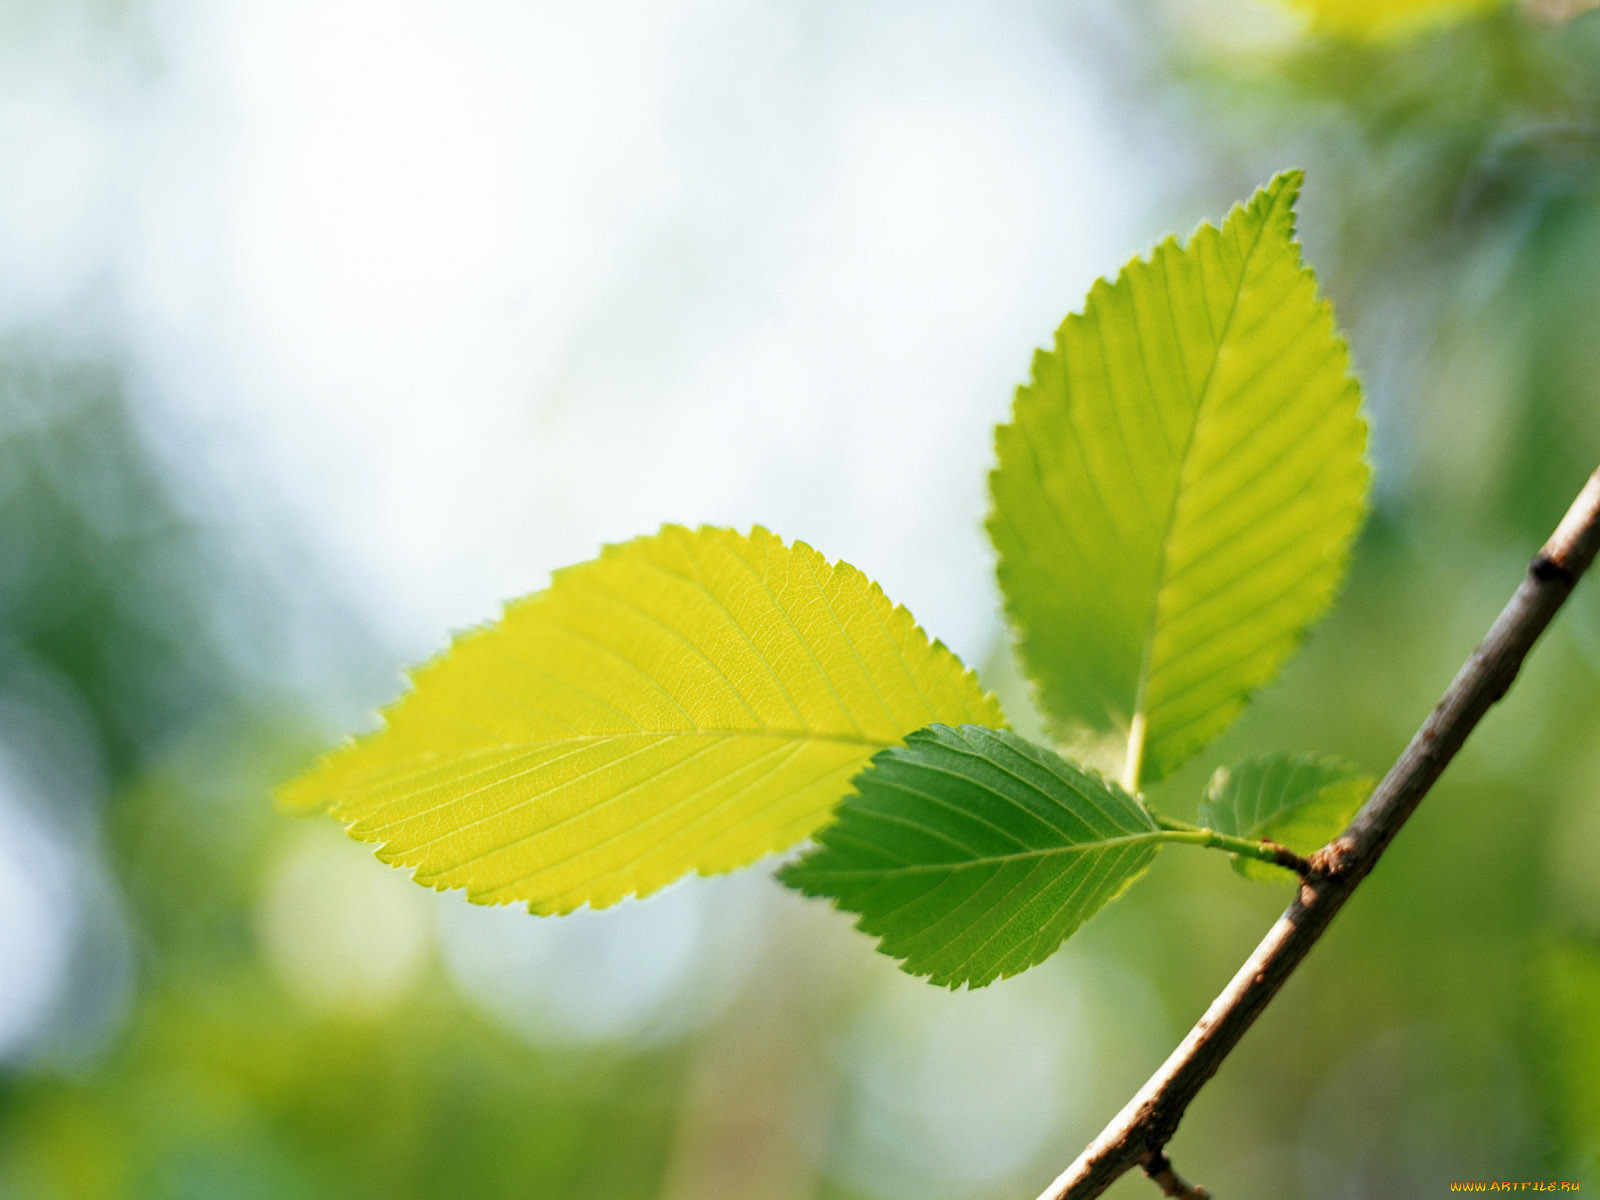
left=779, top=725, right=1160, bottom=988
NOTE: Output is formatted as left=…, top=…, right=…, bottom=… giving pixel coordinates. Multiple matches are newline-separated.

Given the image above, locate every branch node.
left=1307, top=837, right=1353, bottom=881
left=1530, top=552, right=1575, bottom=585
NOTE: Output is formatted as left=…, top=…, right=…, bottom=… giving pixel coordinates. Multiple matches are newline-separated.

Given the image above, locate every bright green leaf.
left=1197, top=751, right=1371, bottom=882
left=279, top=526, right=1004, bottom=913
left=989, top=171, right=1369, bottom=790
left=779, top=724, right=1160, bottom=988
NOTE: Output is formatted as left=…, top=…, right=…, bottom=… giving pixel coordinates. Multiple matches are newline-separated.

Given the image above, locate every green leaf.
left=779, top=724, right=1160, bottom=988
left=989, top=171, right=1369, bottom=790
left=279, top=526, right=1004, bottom=913
left=1197, top=752, right=1371, bottom=881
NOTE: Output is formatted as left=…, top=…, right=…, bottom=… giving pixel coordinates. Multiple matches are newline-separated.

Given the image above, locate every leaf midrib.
left=1123, top=186, right=1288, bottom=789
left=402, top=728, right=900, bottom=760
left=792, top=830, right=1168, bottom=878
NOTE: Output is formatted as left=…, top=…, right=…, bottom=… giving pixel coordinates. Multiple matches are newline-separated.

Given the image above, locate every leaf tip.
left=1268, top=166, right=1307, bottom=199
left=1230, top=168, right=1307, bottom=248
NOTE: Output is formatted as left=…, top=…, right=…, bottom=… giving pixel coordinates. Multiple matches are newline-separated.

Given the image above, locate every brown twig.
left=1036, top=466, right=1600, bottom=1200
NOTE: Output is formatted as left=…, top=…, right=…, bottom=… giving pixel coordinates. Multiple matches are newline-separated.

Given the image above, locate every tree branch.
left=1036, top=465, right=1600, bottom=1200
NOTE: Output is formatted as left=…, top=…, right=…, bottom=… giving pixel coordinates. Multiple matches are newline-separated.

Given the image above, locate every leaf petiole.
left=1151, top=814, right=1312, bottom=876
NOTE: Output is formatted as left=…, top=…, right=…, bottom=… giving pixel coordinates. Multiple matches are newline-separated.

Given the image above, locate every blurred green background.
left=1, top=1, right=1597, bottom=1197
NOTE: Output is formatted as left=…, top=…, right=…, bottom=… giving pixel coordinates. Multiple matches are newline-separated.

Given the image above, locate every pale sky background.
left=0, top=0, right=1147, bottom=664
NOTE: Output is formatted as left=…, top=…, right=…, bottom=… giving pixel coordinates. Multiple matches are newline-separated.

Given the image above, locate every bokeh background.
left=2, top=0, right=1598, bottom=1196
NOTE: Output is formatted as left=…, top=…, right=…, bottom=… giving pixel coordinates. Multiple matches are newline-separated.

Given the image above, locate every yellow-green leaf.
left=279, top=526, right=1004, bottom=913
left=989, top=171, right=1369, bottom=790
